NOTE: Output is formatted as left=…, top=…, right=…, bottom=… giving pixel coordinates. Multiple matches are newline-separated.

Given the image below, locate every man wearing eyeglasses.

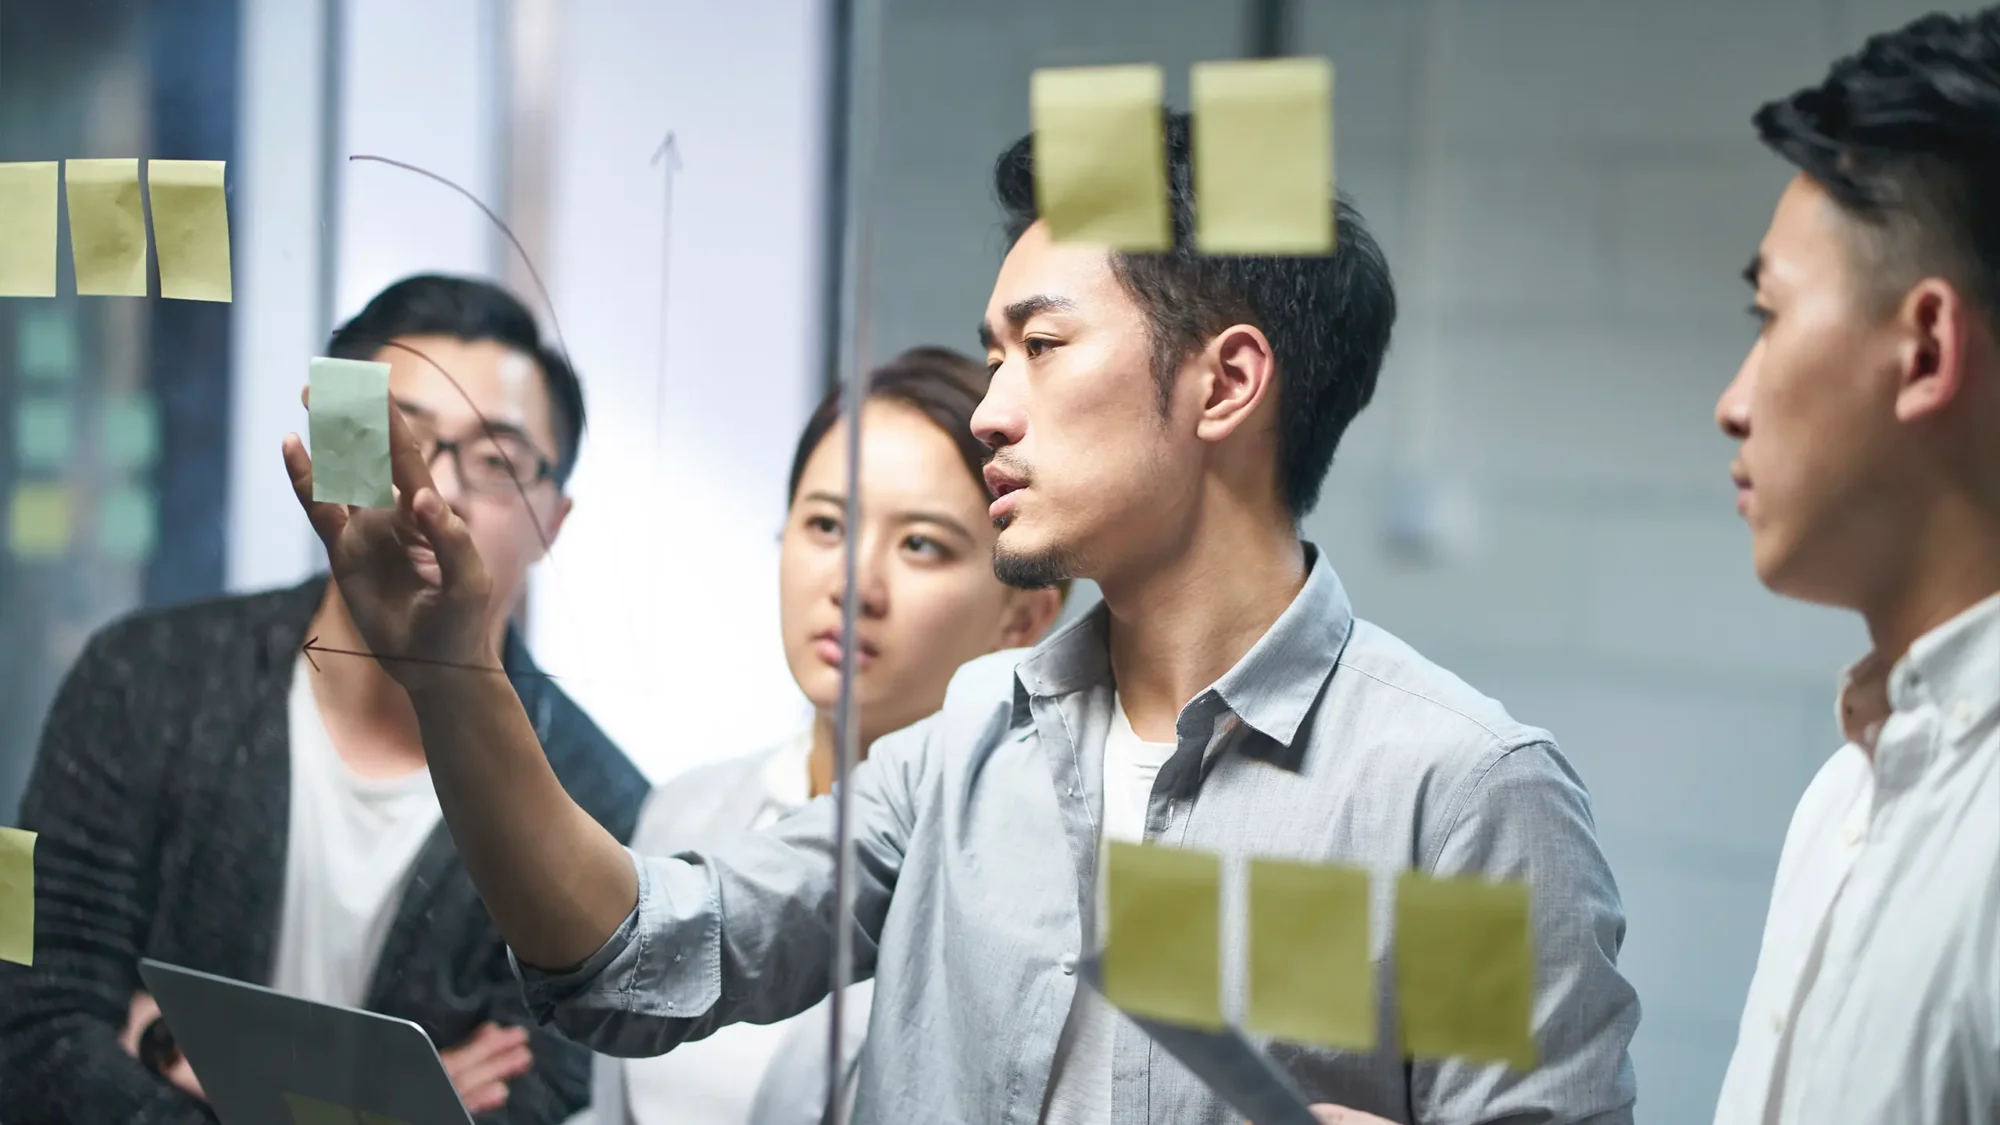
left=0, top=274, right=649, bottom=1125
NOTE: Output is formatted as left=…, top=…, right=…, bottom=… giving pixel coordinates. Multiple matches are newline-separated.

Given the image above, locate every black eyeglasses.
left=416, top=429, right=556, bottom=493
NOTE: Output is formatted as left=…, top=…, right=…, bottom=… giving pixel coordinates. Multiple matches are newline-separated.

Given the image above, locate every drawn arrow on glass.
left=301, top=635, right=556, bottom=679
left=651, top=130, right=682, bottom=451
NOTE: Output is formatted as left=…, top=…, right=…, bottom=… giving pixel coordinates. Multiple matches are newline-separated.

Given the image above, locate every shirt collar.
left=760, top=729, right=815, bottom=812
left=1011, top=543, right=1355, bottom=765
left=1837, top=590, right=2000, bottom=754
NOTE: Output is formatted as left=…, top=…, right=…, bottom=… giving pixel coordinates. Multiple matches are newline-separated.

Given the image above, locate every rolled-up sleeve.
left=512, top=717, right=928, bottom=1059
left=1415, top=740, right=1641, bottom=1124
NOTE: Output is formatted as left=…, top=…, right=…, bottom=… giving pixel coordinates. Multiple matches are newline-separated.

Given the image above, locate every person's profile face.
left=777, top=400, right=1053, bottom=735
left=974, top=220, right=1195, bottom=588
left=1716, top=174, right=1908, bottom=604
left=378, top=335, right=572, bottom=615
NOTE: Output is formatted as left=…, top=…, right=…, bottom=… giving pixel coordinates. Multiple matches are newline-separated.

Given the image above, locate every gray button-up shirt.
left=520, top=549, right=1640, bottom=1123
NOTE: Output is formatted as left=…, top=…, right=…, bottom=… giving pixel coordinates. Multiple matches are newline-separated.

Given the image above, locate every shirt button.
left=1769, top=1010, right=1784, bottom=1034
left=1060, top=958, right=1076, bottom=976
left=1843, top=823, right=1864, bottom=847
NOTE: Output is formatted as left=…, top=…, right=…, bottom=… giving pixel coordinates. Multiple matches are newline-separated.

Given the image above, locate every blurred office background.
left=0, top=0, right=1958, bottom=1119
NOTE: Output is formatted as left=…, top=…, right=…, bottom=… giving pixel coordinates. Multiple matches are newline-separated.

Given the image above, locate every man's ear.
left=535, top=494, right=575, bottom=563
left=1192, top=323, right=1278, bottom=444
left=1895, top=277, right=1970, bottom=423
left=998, top=586, right=1065, bottom=650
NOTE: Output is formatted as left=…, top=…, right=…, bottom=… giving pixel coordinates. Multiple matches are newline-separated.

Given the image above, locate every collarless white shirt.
left=270, top=655, right=444, bottom=1008
left=1714, top=592, right=2000, bottom=1125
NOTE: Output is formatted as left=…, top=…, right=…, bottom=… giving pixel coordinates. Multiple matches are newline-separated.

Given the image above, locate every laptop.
left=138, top=958, right=474, bottom=1125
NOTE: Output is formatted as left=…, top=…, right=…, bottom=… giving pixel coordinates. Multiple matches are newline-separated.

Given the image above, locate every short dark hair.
left=787, top=346, right=1070, bottom=599
left=993, top=110, right=1397, bottom=520
left=1755, top=7, right=2000, bottom=322
left=327, top=274, right=587, bottom=487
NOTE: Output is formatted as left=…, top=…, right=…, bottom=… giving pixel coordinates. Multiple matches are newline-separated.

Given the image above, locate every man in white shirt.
left=1712, top=7, right=2000, bottom=1123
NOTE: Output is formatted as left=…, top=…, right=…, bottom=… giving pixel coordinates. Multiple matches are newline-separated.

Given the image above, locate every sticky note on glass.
left=8, top=483, right=70, bottom=559
left=1030, top=65, right=1170, bottom=251
left=309, top=357, right=394, bottom=509
left=283, top=1093, right=360, bottom=1125
left=99, top=482, right=158, bottom=562
left=100, top=394, right=161, bottom=471
left=0, top=826, right=35, bottom=965
left=148, top=160, right=231, bottom=302
left=65, top=159, right=148, bottom=296
left=19, top=310, right=77, bottom=381
left=0, top=162, right=59, bottom=297
left=1191, top=58, right=1335, bottom=254
left=1245, top=858, right=1374, bottom=1050
left=1102, top=840, right=1224, bottom=1029
left=16, top=398, right=74, bottom=471
left=359, top=1115, right=414, bottom=1125
left=1395, top=872, right=1537, bottom=1070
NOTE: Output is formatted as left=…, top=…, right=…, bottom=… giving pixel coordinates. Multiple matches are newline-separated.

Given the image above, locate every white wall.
left=331, top=0, right=506, bottom=323
left=525, top=0, right=829, bottom=781
left=227, top=0, right=329, bottom=592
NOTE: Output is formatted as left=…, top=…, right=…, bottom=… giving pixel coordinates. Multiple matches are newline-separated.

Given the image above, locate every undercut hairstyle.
left=1755, top=7, right=2000, bottom=323
left=788, top=346, right=1069, bottom=599
left=993, top=110, right=1398, bottom=520
left=327, top=274, right=587, bottom=488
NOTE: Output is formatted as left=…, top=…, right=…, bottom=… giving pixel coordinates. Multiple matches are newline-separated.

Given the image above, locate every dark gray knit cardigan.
left=0, top=577, right=649, bottom=1124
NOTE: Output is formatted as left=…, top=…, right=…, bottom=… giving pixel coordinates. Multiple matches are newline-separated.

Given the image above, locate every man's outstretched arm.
left=282, top=401, right=630, bottom=972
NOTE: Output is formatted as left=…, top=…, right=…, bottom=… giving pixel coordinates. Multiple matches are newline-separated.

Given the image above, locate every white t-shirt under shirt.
left=269, top=655, right=444, bottom=1009
left=1042, top=694, right=1180, bottom=1125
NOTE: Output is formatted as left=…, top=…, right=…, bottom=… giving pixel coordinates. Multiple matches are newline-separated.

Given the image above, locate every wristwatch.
left=138, top=1016, right=181, bottom=1074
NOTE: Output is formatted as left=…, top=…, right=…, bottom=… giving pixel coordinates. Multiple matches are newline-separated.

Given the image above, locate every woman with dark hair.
left=584, top=346, right=1065, bottom=1125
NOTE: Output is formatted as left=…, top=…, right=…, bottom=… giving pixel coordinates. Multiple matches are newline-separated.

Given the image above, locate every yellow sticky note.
left=0, top=827, right=35, bottom=965
left=1030, top=65, right=1170, bottom=251
left=65, top=159, right=148, bottom=296
left=1191, top=57, right=1335, bottom=254
left=0, top=162, right=59, bottom=297
left=1395, top=872, right=1537, bottom=1070
left=283, top=1093, right=360, bottom=1125
left=1245, top=858, right=1375, bottom=1050
left=359, top=1115, right=414, bottom=1125
left=8, top=483, right=70, bottom=560
left=1102, top=840, right=1224, bottom=1029
left=148, top=160, right=231, bottom=302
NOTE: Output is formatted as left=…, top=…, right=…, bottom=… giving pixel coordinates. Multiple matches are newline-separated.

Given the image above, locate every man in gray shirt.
left=282, top=114, right=1639, bottom=1124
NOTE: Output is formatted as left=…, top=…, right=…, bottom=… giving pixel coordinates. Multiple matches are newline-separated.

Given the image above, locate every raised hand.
left=283, top=386, right=499, bottom=691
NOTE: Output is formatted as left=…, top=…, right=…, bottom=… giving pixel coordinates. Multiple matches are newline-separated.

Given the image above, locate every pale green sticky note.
left=100, top=394, right=160, bottom=471
left=65, top=159, right=148, bottom=296
left=15, top=398, right=74, bottom=471
left=98, top=482, right=157, bottom=562
left=1395, top=872, right=1537, bottom=1071
left=1245, top=858, right=1375, bottom=1050
left=1102, top=840, right=1224, bottom=1029
left=8, top=483, right=70, bottom=559
left=309, top=357, right=394, bottom=509
left=0, top=826, right=35, bottom=965
left=359, top=1114, right=414, bottom=1125
left=1030, top=65, right=1170, bottom=251
left=19, top=310, right=77, bottom=381
left=0, top=162, right=59, bottom=297
left=1191, top=57, right=1335, bottom=254
left=148, top=160, right=231, bottom=302
left=283, top=1092, right=360, bottom=1125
